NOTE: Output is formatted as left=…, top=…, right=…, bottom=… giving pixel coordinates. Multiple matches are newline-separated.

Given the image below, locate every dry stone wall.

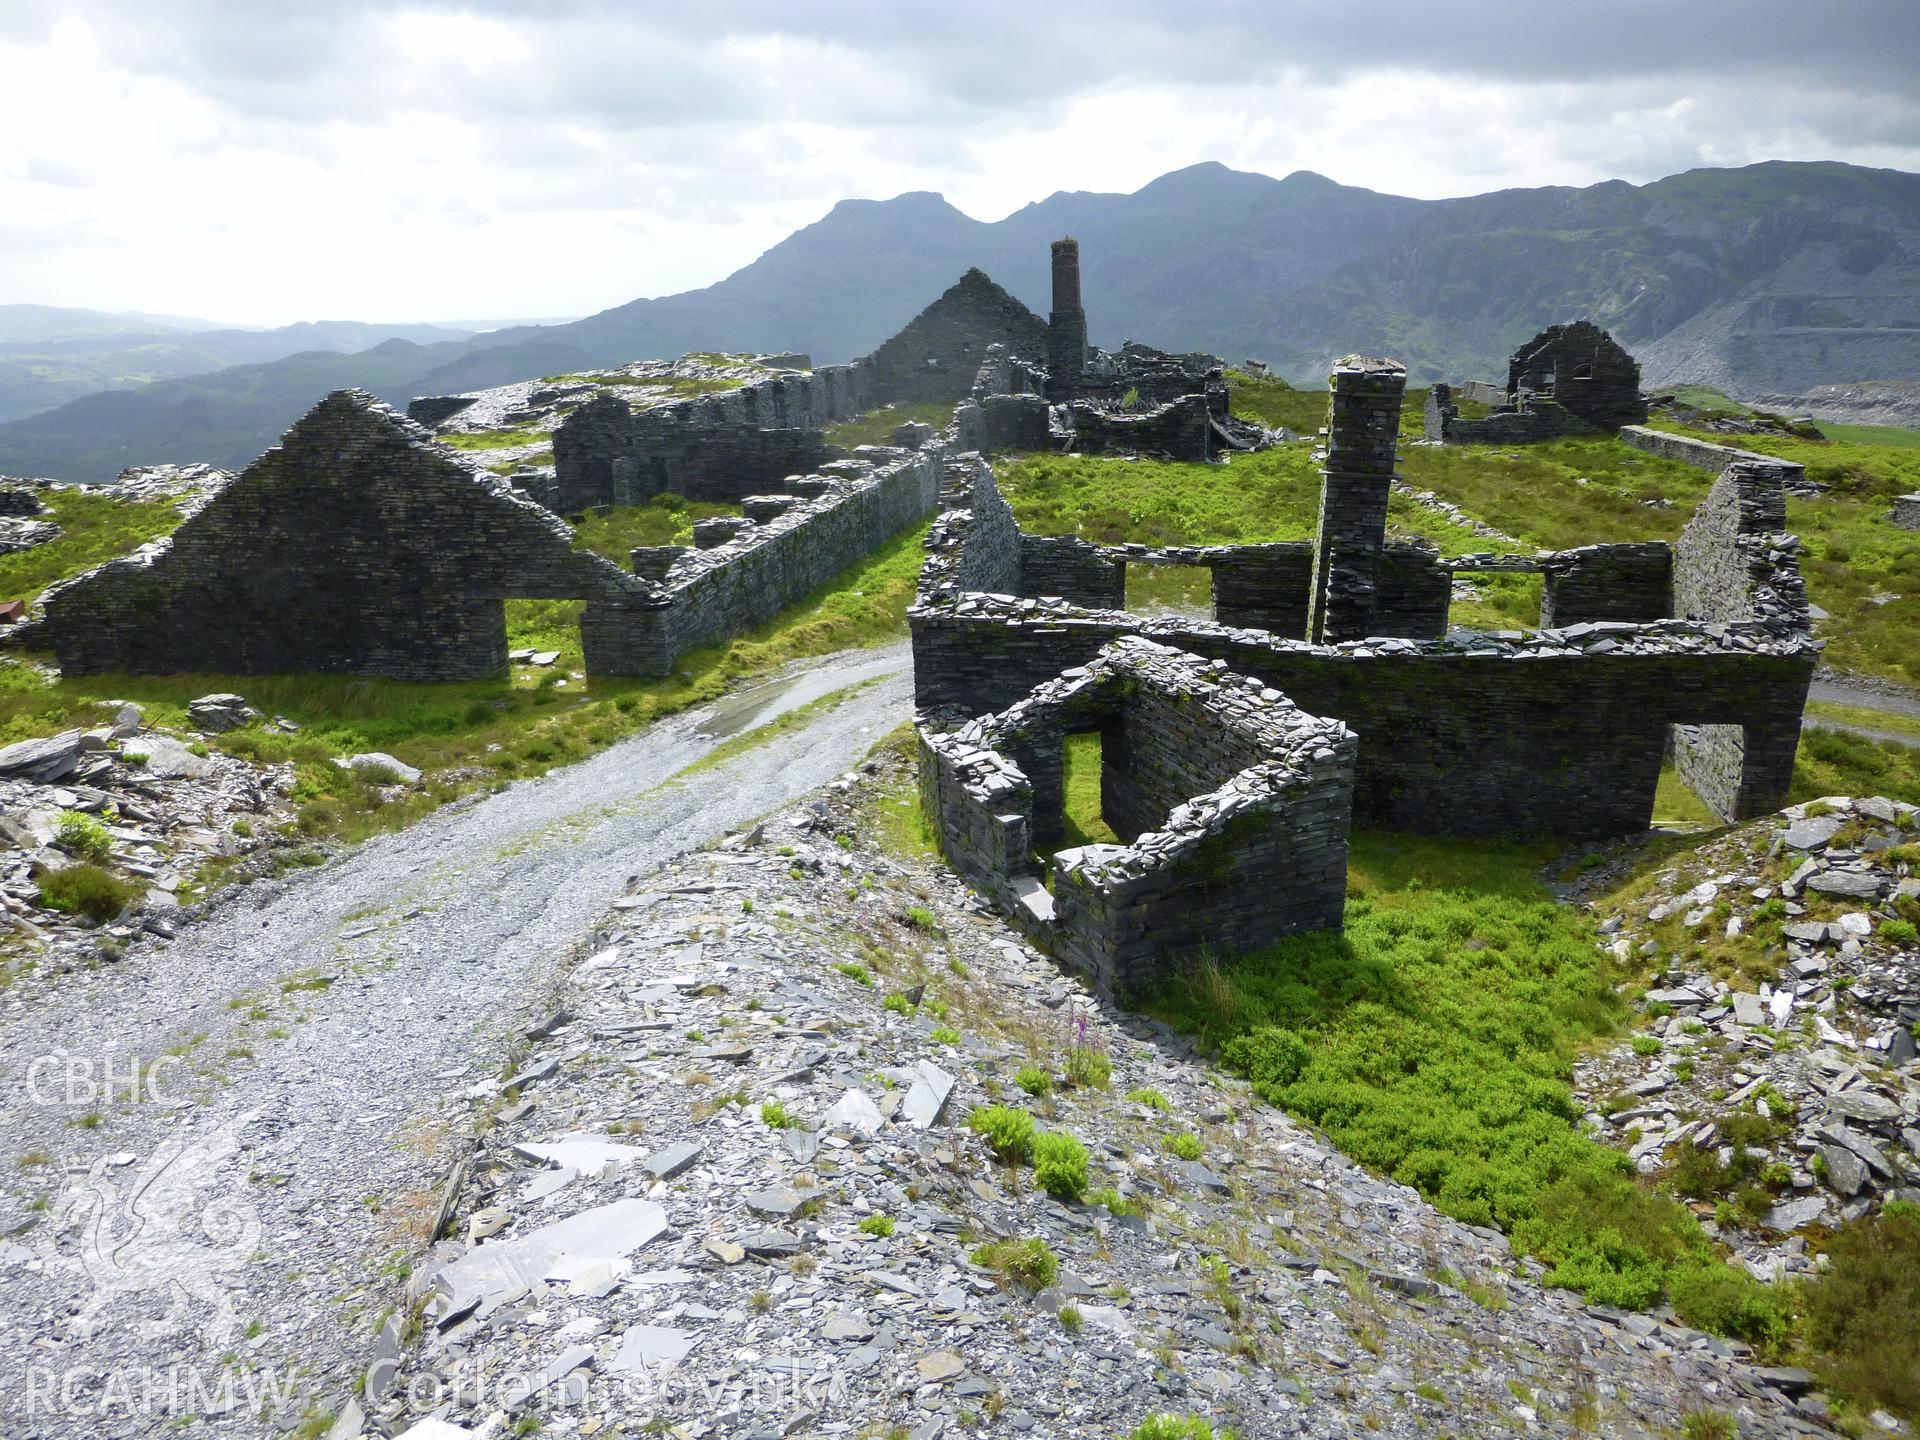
left=917, top=638, right=1355, bottom=998
left=598, top=441, right=945, bottom=676
left=1539, top=543, right=1673, bottom=627
left=1618, top=425, right=1809, bottom=492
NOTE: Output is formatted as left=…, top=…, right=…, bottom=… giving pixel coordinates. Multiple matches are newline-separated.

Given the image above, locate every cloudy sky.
left=4, top=1, right=1918, bottom=328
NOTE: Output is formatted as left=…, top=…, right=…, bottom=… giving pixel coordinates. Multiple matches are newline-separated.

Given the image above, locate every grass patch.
left=1059, top=731, right=1119, bottom=850
left=1146, top=830, right=1787, bottom=1335
left=1807, top=699, right=1920, bottom=743
left=567, top=493, right=740, bottom=563
left=0, top=489, right=184, bottom=607
left=1792, top=727, right=1920, bottom=808
left=970, top=1237, right=1058, bottom=1291
left=0, top=520, right=931, bottom=855
left=824, top=403, right=953, bottom=450
left=436, top=424, right=549, bottom=452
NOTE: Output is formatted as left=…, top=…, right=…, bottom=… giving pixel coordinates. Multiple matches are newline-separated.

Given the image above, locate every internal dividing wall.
left=604, top=442, right=944, bottom=676
left=552, top=369, right=862, bottom=513
left=917, top=638, right=1356, bottom=998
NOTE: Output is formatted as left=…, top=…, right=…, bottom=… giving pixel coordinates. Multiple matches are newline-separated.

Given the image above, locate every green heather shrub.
left=1033, top=1130, right=1090, bottom=1203
left=1015, top=1065, right=1053, bottom=1097
left=54, top=809, right=113, bottom=862
left=969, top=1237, right=1058, bottom=1291
left=1667, top=1261, right=1790, bottom=1348
left=967, top=1105, right=1035, bottom=1164
left=37, top=862, right=140, bottom=923
left=1126, top=1416, right=1241, bottom=1440
left=1802, top=1201, right=1920, bottom=1419
left=1162, top=1132, right=1203, bottom=1161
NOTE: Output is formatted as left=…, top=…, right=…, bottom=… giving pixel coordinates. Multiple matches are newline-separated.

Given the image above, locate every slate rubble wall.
left=593, top=443, right=945, bottom=676
left=1619, top=426, right=1809, bottom=492
left=912, top=443, right=1817, bottom=837
left=1669, top=460, right=1815, bottom=819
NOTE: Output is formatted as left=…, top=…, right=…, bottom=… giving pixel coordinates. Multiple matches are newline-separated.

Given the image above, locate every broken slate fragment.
left=607, top=1324, right=696, bottom=1375
left=641, top=1140, right=704, bottom=1180
left=745, top=1187, right=809, bottom=1221
left=902, top=1060, right=955, bottom=1130
left=823, top=1087, right=886, bottom=1137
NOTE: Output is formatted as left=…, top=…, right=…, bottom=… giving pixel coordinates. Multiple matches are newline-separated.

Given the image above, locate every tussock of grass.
left=37, top=862, right=141, bottom=922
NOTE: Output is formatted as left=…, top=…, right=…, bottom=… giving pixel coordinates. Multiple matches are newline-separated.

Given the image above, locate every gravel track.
left=0, top=643, right=912, bottom=1437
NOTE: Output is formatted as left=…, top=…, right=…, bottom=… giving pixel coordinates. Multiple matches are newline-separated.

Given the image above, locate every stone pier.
left=1307, top=357, right=1405, bottom=643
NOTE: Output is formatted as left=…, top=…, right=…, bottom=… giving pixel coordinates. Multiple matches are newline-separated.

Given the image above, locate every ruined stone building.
left=27, top=391, right=946, bottom=684
left=920, top=637, right=1355, bottom=999
left=1426, top=320, right=1650, bottom=443
left=913, top=357, right=1815, bottom=864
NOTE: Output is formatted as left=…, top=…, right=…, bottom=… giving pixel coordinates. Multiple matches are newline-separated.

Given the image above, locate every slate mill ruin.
left=17, top=240, right=1819, bottom=998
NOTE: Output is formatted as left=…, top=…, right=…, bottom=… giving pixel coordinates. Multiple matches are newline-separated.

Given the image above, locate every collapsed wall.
left=917, top=637, right=1355, bottom=998
left=1427, top=321, right=1649, bottom=443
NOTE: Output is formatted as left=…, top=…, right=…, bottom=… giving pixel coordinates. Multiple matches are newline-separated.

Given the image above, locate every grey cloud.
left=14, top=1, right=1916, bottom=134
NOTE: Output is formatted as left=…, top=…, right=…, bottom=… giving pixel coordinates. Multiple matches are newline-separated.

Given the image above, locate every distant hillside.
left=0, top=306, right=473, bottom=425
left=4, top=159, right=1919, bottom=479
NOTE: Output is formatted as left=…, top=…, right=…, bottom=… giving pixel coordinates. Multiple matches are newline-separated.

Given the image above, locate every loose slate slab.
left=902, top=1060, right=956, bottom=1130
left=513, top=1135, right=649, bottom=1173
left=823, top=1088, right=886, bottom=1137
left=641, top=1140, right=704, bottom=1180
left=1783, top=816, right=1844, bottom=850
left=745, top=1187, right=809, bottom=1221
left=607, top=1324, right=697, bottom=1375
left=1807, top=870, right=1884, bottom=899
left=432, top=1197, right=668, bottom=1311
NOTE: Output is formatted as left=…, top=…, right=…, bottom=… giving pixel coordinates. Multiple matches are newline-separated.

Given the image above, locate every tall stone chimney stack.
left=1047, top=237, right=1088, bottom=395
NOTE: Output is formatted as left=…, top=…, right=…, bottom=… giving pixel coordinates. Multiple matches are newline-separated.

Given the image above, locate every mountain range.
left=0, top=306, right=475, bottom=427
left=3, top=158, right=1918, bottom=480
